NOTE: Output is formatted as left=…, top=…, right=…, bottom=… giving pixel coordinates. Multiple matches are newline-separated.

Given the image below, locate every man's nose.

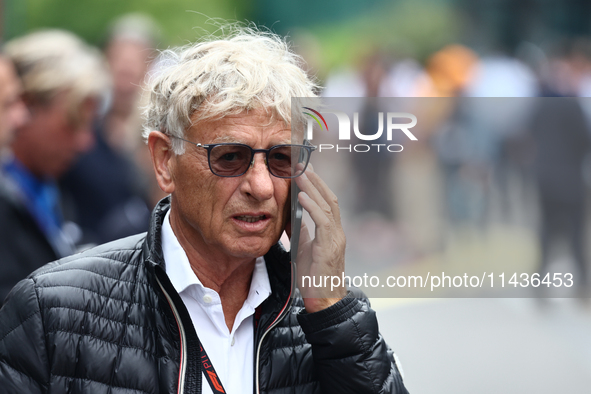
left=242, top=153, right=274, bottom=201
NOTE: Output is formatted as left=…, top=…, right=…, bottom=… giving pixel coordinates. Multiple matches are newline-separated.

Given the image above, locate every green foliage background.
left=3, top=0, right=250, bottom=47
left=306, top=0, right=461, bottom=73
left=2, top=0, right=461, bottom=75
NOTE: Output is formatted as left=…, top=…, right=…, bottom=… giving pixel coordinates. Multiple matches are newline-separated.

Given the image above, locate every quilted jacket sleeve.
left=0, top=278, right=49, bottom=394
left=297, top=293, right=409, bottom=394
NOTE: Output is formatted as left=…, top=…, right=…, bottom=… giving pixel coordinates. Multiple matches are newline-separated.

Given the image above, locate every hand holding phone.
left=291, top=163, right=347, bottom=313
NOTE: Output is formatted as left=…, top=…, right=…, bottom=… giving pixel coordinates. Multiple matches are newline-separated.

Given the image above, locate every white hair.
left=5, top=29, right=109, bottom=118
left=142, top=25, right=318, bottom=154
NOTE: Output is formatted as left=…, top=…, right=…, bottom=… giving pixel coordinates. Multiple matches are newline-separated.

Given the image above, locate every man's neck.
left=168, top=207, right=256, bottom=331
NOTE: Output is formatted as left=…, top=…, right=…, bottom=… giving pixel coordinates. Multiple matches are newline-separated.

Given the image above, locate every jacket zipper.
left=156, top=276, right=188, bottom=394
left=254, top=261, right=295, bottom=394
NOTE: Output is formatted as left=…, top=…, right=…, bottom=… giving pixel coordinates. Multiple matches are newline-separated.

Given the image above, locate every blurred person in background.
left=528, top=41, right=591, bottom=296
left=426, top=45, right=495, bottom=229
left=0, top=54, right=28, bottom=155
left=0, top=30, right=109, bottom=302
left=463, top=48, right=539, bottom=222
left=0, top=52, right=30, bottom=299
left=529, top=97, right=591, bottom=297
left=540, top=38, right=591, bottom=97
left=61, top=14, right=160, bottom=245
left=352, top=51, right=397, bottom=219
left=417, top=44, right=478, bottom=98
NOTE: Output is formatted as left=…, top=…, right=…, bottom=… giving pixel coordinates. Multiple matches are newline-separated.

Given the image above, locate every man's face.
left=169, top=110, right=292, bottom=261
left=0, top=59, right=28, bottom=149
left=12, top=92, right=96, bottom=178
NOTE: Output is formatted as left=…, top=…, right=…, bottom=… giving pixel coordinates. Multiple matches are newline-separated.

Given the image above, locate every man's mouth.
left=234, top=214, right=267, bottom=223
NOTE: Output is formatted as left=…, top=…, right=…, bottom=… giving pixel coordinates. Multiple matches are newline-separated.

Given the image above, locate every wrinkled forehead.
left=188, top=107, right=293, bottom=143
left=190, top=102, right=287, bottom=125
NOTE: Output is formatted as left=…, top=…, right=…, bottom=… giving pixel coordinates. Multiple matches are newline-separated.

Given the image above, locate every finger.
left=298, top=218, right=312, bottom=246
left=295, top=171, right=333, bottom=221
left=295, top=219, right=312, bottom=271
left=298, top=191, right=336, bottom=248
left=305, top=164, right=338, bottom=208
left=299, top=165, right=343, bottom=227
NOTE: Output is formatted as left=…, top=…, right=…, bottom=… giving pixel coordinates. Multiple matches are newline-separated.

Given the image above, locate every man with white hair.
left=0, top=30, right=109, bottom=301
left=0, top=27, right=408, bottom=394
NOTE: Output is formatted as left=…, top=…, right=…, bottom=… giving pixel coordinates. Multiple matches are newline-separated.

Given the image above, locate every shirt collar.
left=162, top=210, right=271, bottom=307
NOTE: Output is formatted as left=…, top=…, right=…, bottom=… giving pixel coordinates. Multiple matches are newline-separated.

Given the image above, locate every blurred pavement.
left=372, top=297, right=591, bottom=393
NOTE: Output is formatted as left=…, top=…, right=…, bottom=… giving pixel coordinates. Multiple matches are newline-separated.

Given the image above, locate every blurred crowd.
left=311, top=35, right=591, bottom=296
left=0, top=14, right=165, bottom=300
left=2, top=14, right=591, bottom=300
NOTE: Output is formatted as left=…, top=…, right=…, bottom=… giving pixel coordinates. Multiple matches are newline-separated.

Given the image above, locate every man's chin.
left=228, top=237, right=276, bottom=259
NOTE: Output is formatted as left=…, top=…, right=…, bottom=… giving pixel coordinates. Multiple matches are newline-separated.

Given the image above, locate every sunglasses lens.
left=209, top=144, right=311, bottom=178
left=210, top=145, right=251, bottom=176
left=268, top=145, right=309, bottom=178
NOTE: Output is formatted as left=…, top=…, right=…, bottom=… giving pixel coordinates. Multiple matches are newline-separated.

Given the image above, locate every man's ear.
left=148, top=131, right=176, bottom=194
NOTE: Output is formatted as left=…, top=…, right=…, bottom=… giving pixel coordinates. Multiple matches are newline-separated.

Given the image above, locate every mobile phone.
left=290, top=139, right=310, bottom=261
left=290, top=179, right=304, bottom=261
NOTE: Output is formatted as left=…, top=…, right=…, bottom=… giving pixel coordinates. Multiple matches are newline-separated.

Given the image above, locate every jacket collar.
left=143, top=196, right=170, bottom=270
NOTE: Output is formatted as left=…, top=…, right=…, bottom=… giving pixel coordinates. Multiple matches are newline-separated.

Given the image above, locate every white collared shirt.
left=162, top=211, right=272, bottom=394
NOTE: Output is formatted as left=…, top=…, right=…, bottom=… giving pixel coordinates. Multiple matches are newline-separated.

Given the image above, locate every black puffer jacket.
left=0, top=175, right=58, bottom=301
left=0, top=198, right=408, bottom=394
